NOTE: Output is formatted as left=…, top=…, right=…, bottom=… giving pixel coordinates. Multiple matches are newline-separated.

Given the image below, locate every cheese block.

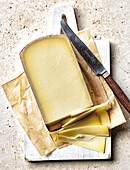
left=20, top=35, right=92, bottom=125
left=62, top=100, right=111, bottom=127
left=57, top=125, right=109, bottom=137
left=56, top=135, right=106, bottom=152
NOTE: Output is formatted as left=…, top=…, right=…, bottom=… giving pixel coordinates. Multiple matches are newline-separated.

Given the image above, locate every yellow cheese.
left=56, top=135, right=106, bottom=152
left=96, top=110, right=111, bottom=126
left=50, top=113, right=101, bottom=141
left=50, top=111, right=100, bottom=132
left=63, top=113, right=101, bottom=130
left=62, top=117, right=72, bottom=125
left=50, top=104, right=110, bottom=132
left=20, top=35, right=92, bottom=125
left=57, top=125, right=109, bottom=137
left=62, top=100, right=111, bottom=127
left=48, top=109, right=99, bottom=131
left=47, top=122, right=62, bottom=132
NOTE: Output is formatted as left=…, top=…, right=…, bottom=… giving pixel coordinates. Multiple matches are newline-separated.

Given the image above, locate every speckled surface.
left=0, top=0, right=130, bottom=169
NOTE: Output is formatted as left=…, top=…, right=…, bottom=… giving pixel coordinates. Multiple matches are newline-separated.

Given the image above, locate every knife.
left=60, top=19, right=130, bottom=113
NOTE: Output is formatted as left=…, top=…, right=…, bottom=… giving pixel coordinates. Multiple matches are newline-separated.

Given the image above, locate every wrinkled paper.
left=2, top=73, right=56, bottom=156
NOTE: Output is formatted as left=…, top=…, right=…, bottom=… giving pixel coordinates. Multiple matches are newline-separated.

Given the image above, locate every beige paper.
left=2, top=73, right=56, bottom=156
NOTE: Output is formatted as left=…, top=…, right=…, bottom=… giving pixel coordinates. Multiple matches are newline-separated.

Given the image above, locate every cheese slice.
left=62, top=100, right=111, bottom=127
left=62, top=113, right=100, bottom=127
left=50, top=102, right=110, bottom=132
left=62, top=113, right=101, bottom=130
left=20, top=35, right=92, bottom=125
left=96, top=110, right=111, bottom=126
left=57, top=125, right=109, bottom=137
left=62, top=117, right=72, bottom=125
left=50, top=113, right=101, bottom=140
left=56, top=135, right=106, bottom=152
left=48, top=122, right=62, bottom=132
left=50, top=107, right=109, bottom=132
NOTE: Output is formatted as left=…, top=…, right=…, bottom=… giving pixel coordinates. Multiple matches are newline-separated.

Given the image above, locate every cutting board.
left=24, top=6, right=111, bottom=161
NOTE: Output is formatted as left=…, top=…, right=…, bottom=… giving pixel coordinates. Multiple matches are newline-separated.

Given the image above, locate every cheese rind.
left=20, top=35, right=92, bottom=124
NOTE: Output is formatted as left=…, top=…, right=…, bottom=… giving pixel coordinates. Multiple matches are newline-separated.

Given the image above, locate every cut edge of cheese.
left=20, top=35, right=93, bottom=125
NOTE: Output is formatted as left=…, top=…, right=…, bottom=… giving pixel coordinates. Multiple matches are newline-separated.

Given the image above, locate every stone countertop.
left=0, top=0, right=129, bottom=169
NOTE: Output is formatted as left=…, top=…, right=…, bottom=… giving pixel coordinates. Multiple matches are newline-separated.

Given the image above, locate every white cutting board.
left=24, top=6, right=111, bottom=161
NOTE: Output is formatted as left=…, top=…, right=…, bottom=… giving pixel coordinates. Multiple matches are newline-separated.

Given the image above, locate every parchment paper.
left=2, top=73, right=56, bottom=156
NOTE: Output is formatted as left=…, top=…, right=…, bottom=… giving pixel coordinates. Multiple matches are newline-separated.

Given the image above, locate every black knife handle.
left=105, top=75, right=130, bottom=113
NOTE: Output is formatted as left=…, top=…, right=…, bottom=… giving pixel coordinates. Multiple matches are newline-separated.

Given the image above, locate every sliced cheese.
left=47, top=122, right=62, bottom=132
left=50, top=105, right=110, bottom=133
left=20, top=35, right=92, bottom=125
left=51, top=113, right=100, bottom=140
left=96, top=110, right=111, bottom=126
left=57, top=125, right=109, bottom=137
left=50, top=113, right=101, bottom=141
left=63, top=113, right=101, bottom=130
left=62, top=100, right=111, bottom=127
left=56, top=135, right=106, bottom=152
left=62, top=117, right=72, bottom=125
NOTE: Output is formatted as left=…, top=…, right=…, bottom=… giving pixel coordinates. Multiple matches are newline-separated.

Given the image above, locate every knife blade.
left=61, top=19, right=130, bottom=113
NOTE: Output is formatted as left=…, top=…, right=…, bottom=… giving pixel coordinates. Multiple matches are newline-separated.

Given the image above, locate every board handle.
left=105, top=75, right=130, bottom=113
left=51, top=6, right=78, bottom=34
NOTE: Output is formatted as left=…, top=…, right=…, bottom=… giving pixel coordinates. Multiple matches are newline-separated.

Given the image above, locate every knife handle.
left=105, top=75, right=130, bottom=113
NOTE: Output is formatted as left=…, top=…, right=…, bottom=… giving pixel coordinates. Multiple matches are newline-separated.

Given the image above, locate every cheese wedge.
left=57, top=125, right=109, bottom=137
left=56, top=135, right=106, bottom=152
left=20, top=35, right=92, bottom=125
left=62, top=100, right=111, bottom=127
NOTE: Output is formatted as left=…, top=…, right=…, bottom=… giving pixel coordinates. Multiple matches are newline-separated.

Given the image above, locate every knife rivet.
left=110, top=81, right=113, bottom=84
left=119, top=92, right=122, bottom=96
